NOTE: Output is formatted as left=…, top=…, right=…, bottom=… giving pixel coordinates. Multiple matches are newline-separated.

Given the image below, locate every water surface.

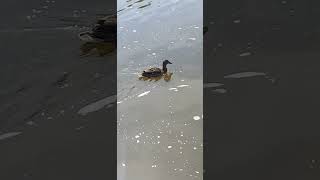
left=117, top=0, right=203, bottom=179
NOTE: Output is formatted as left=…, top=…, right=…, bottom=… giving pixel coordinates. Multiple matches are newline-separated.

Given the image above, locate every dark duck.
left=141, top=60, right=172, bottom=78
left=78, top=14, right=116, bottom=43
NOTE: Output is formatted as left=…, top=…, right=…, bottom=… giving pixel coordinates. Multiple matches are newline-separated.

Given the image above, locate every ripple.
left=224, top=72, right=266, bottom=79
left=78, top=95, right=116, bottom=116
left=0, top=132, right=22, bottom=140
left=137, top=91, right=150, bottom=97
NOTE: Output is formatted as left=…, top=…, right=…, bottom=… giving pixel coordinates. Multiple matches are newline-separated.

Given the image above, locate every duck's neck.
left=162, top=63, right=168, bottom=73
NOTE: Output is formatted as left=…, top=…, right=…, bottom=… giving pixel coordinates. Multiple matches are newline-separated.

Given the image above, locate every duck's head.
left=163, top=60, right=172, bottom=65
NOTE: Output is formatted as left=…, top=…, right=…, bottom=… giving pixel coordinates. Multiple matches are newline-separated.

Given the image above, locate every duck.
left=141, top=60, right=172, bottom=78
left=78, top=14, right=116, bottom=43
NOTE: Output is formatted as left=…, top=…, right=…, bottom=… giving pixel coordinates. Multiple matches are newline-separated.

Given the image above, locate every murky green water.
left=117, top=0, right=203, bottom=179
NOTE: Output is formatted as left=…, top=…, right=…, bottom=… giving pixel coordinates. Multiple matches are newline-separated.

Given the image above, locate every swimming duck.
left=78, top=14, right=116, bottom=43
left=139, top=72, right=173, bottom=82
left=141, top=60, right=172, bottom=78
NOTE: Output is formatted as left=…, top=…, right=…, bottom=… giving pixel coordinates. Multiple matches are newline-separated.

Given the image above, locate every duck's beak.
left=168, top=61, right=172, bottom=64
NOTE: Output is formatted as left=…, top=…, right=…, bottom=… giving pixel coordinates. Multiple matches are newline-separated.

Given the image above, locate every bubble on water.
left=132, top=29, right=137, bottom=32
left=193, top=147, right=197, bottom=150
left=135, top=135, right=140, bottom=138
left=193, top=116, right=201, bottom=121
left=137, top=140, right=140, bottom=143
left=168, top=145, right=173, bottom=149
left=188, top=37, right=196, bottom=41
left=121, top=163, right=126, bottom=167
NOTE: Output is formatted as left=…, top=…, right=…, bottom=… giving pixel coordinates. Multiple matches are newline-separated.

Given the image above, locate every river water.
left=117, top=0, right=203, bottom=180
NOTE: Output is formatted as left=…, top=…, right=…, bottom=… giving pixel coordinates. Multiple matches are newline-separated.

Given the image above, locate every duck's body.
left=79, top=14, right=116, bottom=43
left=141, top=60, right=172, bottom=78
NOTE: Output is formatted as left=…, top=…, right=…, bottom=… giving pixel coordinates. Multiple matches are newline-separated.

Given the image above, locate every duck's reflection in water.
left=80, top=42, right=116, bottom=57
left=138, top=72, right=173, bottom=82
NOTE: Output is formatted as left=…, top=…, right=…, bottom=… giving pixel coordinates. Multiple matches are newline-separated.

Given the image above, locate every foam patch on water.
left=224, top=72, right=266, bottom=79
left=78, top=95, right=116, bottom=116
left=0, top=132, right=22, bottom=140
